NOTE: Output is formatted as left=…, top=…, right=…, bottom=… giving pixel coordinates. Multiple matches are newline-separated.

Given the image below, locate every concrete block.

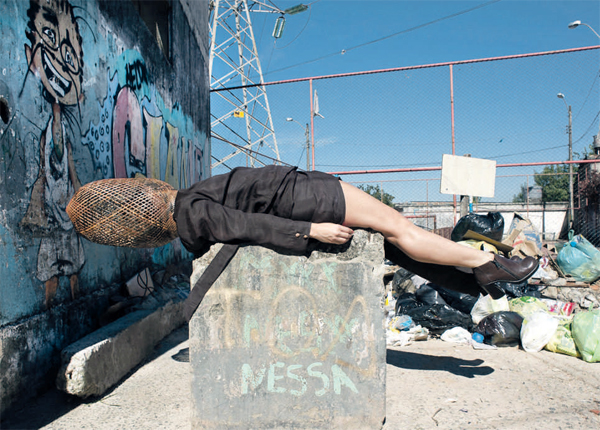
left=56, top=300, right=185, bottom=398
left=189, top=230, right=387, bottom=429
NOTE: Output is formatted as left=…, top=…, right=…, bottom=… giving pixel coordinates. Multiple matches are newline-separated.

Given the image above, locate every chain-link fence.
left=211, top=45, right=600, bottom=244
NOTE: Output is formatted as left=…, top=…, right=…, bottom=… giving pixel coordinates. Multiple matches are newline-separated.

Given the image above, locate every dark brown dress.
left=174, top=165, right=346, bottom=320
left=175, top=165, right=482, bottom=320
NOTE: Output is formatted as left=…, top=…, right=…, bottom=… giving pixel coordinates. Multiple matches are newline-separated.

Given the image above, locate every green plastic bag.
left=572, top=310, right=600, bottom=363
left=509, top=296, right=549, bottom=319
left=545, top=318, right=580, bottom=358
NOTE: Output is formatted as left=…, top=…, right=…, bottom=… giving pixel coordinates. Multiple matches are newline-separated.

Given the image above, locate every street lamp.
left=557, top=93, right=574, bottom=226
left=286, top=117, right=310, bottom=171
left=568, top=20, right=600, bottom=39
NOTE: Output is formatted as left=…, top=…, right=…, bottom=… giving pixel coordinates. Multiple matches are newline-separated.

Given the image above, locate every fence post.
left=449, top=64, right=458, bottom=224
left=309, top=79, right=315, bottom=170
left=460, top=154, right=471, bottom=217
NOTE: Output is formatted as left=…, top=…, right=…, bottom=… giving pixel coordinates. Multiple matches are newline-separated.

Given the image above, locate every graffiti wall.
left=0, top=0, right=209, bottom=415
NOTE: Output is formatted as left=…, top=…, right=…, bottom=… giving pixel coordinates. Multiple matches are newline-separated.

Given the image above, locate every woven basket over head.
left=66, top=177, right=178, bottom=248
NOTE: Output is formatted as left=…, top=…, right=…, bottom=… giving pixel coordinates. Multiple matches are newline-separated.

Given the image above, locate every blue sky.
left=255, top=0, right=599, bottom=80
left=212, top=0, right=600, bottom=202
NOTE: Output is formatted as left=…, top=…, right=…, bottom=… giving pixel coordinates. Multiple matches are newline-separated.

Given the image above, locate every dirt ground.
left=384, top=338, right=599, bottom=429
left=3, top=325, right=599, bottom=430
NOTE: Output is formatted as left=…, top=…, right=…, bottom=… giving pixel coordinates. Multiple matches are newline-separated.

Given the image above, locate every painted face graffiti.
left=24, top=0, right=83, bottom=105
left=20, top=0, right=86, bottom=309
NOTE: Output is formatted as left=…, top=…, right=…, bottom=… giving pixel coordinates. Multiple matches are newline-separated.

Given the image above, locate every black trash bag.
left=395, top=293, right=424, bottom=316
left=498, top=280, right=542, bottom=299
left=451, top=212, right=505, bottom=242
left=474, top=311, right=523, bottom=346
left=404, top=303, right=473, bottom=334
left=392, top=267, right=415, bottom=295
left=415, top=284, right=449, bottom=306
left=425, top=283, right=478, bottom=314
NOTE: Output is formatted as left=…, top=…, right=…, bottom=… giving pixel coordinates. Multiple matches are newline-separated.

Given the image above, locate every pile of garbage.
left=385, top=282, right=599, bottom=362
left=383, top=211, right=600, bottom=363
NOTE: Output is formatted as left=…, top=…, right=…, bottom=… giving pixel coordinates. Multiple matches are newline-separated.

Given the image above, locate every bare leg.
left=340, top=182, right=494, bottom=269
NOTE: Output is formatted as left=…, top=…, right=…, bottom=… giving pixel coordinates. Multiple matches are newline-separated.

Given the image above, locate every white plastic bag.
left=440, top=327, right=497, bottom=350
left=471, top=294, right=509, bottom=324
left=520, top=311, right=560, bottom=353
left=440, top=327, right=472, bottom=344
left=386, top=325, right=429, bottom=347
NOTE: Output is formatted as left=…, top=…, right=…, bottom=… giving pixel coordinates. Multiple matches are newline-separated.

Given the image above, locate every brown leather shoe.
left=473, top=255, right=539, bottom=299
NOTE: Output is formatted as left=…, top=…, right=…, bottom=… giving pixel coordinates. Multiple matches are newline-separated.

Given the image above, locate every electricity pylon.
left=209, top=0, right=284, bottom=173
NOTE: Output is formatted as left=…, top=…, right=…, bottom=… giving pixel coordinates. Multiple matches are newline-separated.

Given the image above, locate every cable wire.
left=265, top=0, right=502, bottom=76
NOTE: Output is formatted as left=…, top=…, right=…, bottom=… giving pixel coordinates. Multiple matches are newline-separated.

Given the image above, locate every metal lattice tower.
left=209, top=0, right=283, bottom=173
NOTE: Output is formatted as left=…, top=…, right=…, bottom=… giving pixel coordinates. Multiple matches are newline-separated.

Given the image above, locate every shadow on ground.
left=1, top=326, right=190, bottom=430
left=386, top=348, right=495, bottom=378
left=1, top=388, right=83, bottom=429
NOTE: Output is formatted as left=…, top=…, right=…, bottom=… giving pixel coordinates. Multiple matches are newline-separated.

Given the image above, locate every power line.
left=317, top=143, right=570, bottom=170
left=345, top=0, right=501, bottom=54
left=573, top=66, right=600, bottom=121
left=212, top=133, right=296, bottom=168
left=485, top=145, right=566, bottom=160
left=264, top=0, right=502, bottom=76
left=573, top=109, right=600, bottom=145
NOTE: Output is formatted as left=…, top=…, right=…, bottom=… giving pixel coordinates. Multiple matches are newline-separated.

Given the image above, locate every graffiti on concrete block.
left=240, top=361, right=359, bottom=397
left=203, top=282, right=377, bottom=378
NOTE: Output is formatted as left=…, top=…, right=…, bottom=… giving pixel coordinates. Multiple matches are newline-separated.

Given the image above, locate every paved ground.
left=3, top=325, right=599, bottom=430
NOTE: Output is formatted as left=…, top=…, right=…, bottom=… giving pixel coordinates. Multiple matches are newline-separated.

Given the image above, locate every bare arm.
left=309, top=222, right=354, bottom=244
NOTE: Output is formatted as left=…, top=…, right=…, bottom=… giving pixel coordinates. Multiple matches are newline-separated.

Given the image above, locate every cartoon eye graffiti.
left=61, top=44, right=79, bottom=74
left=42, top=27, right=57, bottom=48
left=65, top=50, right=73, bottom=67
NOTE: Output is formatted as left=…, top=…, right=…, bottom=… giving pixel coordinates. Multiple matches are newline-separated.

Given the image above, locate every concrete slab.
left=56, top=300, right=185, bottom=398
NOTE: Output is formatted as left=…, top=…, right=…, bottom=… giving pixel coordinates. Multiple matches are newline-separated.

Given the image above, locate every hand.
left=309, top=223, right=354, bottom=244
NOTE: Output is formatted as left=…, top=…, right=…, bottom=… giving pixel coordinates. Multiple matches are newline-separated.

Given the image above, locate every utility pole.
left=304, top=123, right=310, bottom=171
left=558, top=93, right=574, bottom=227
left=568, top=104, right=574, bottom=226
left=286, top=117, right=310, bottom=171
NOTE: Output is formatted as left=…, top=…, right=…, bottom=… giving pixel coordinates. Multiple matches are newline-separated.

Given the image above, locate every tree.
left=513, top=165, right=572, bottom=203
left=512, top=184, right=529, bottom=203
left=357, top=184, right=395, bottom=207
left=573, top=142, right=598, bottom=160
left=579, top=168, right=600, bottom=204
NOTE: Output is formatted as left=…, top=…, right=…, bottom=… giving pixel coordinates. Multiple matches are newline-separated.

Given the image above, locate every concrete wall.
left=0, top=0, right=209, bottom=416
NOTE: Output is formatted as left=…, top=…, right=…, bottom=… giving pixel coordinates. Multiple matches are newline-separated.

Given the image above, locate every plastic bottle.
left=472, top=332, right=484, bottom=343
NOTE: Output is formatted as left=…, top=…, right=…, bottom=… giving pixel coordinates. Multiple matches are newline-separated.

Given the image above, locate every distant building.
left=574, top=136, right=600, bottom=246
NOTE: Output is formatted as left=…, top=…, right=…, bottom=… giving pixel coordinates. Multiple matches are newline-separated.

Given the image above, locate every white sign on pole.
left=440, top=154, right=496, bottom=198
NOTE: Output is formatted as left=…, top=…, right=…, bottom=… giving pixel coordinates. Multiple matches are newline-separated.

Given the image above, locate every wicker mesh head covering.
left=66, top=177, right=178, bottom=248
